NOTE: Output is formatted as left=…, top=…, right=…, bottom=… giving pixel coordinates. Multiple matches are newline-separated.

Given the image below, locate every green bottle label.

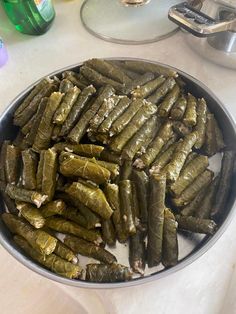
left=34, top=0, right=54, bottom=22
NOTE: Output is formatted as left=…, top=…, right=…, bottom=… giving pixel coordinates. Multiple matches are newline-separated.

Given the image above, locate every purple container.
left=0, top=39, right=8, bottom=67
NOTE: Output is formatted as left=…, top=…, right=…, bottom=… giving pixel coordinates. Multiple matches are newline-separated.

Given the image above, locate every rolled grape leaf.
left=101, top=218, right=116, bottom=246
left=166, top=132, right=197, bottom=183
left=170, top=94, right=187, bottom=120
left=122, top=60, right=177, bottom=77
left=65, top=181, right=113, bottom=220
left=109, top=101, right=157, bottom=153
left=180, top=188, right=207, bottom=217
left=211, top=151, right=235, bottom=220
left=85, top=58, right=131, bottom=84
left=45, top=217, right=102, bottom=245
left=131, top=170, right=149, bottom=228
left=5, top=144, right=21, bottom=185
left=53, top=86, right=80, bottom=125
left=54, top=239, right=78, bottom=264
left=194, top=98, right=207, bottom=149
left=24, top=97, right=48, bottom=146
left=150, top=142, right=178, bottom=175
left=147, top=174, right=166, bottom=267
left=131, top=76, right=165, bottom=99
left=64, top=235, right=116, bottom=264
left=104, top=183, right=126, bottom=243
left=60, top=206, right=88, bottom=228
left=41, top=148, right=57, bottom=202
left=172, top=169, right=214, bottom=207
left=22, top=149, right=38, bottom=190
left=122, top=115, right=158, bottom=161
left=53, top=143, right=104, bottom=158
left=89, top=95, right=120, bottom=132
left=195, top=176, right=220, bottom=219
left=162, top=208, right=178, bottom=267
left=60, top=85, right=97, bottom=137
left=183, top=94, right=197, bottom=127
left=100, top=149, right=122, bottom=165
left=80, top=65, right=124, bottom=93
left=33, top=92, right=64, bottom=151
left=14, top=78, right=50, bottom=118
left=59, top=152, right=111, bottom=184
left=147, top=77, right=176, bottom=104
left=170, top=155, right=209, bottom=197
left=129, top=229, right=146, bottom=275
left=86, top=263, right=132, bottom=283
left=134, top=120, right=174, bottom=169
left=119, top=180, right=136, bottom=236
left=109, top=99, right=144, bottom=137
left=36, top=150, right=45, bottom=191
left=122, top=72, right=155, bottom=95
left=0, top=140, right=10, bottom=181
left=97, top=96, right=131, bottom=134
left=14, top=83, right=57, bottom=128
left=14, top=235, right=81, bottom=279
left=2, top=213, right=57, bottom=255
left=56, top=192, right=101, bottom=229
left=6, top=184, right=47, bottom=208
left=16, top=202, right=45, bottom=229
left=40, top=199, right=66, bottom=218
left=175, top=215, right=217, bottom=234
left=59, top=79, right=74, bottom=93
left=158, top=84, right=180, bottom=118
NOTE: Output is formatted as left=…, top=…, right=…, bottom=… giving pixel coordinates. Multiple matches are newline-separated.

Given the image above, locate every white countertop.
left=1, top=2, right=236, bottom=314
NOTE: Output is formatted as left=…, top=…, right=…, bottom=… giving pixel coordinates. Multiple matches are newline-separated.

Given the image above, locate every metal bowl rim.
left=0, top=57, right=236, bottom=289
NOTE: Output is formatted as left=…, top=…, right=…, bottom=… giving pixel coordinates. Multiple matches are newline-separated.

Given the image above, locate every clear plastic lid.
left=80, top=0, right=181, bottom=44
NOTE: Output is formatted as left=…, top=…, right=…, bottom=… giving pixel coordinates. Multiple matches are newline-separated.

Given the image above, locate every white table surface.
left=0, top=1, right=236, bottom=314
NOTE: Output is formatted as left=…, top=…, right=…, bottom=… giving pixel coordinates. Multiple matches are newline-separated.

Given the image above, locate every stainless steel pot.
left=0, top=58, right=236, bottom=289
left=169, top=1, right=236, bottom=69
left=169, top=0, right=236, bottom=52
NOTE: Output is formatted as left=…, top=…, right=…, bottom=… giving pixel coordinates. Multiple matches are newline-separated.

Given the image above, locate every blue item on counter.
left=0, top=39, right=8, bottom=67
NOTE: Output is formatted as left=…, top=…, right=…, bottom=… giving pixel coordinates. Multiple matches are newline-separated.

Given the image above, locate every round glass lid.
left=80, top=0, right=181, bottom=44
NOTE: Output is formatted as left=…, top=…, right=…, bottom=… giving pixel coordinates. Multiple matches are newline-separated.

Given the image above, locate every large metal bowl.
left=0, top=58, right=235, bottom=289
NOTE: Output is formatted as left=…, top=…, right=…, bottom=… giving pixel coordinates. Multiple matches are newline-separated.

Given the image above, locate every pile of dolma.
left=0, top=58, right=235, bottom=283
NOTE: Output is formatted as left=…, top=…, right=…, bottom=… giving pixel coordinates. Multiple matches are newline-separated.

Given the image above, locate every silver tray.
left=0, top=58, right=235, bottom=289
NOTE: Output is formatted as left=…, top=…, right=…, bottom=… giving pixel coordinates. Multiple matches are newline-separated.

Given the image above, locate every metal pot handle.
left=168, top=1, right=236, bottom=37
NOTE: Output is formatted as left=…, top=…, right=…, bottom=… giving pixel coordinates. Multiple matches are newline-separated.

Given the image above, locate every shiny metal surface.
left=184, top=32, right=236, bottom=69
left=208, top=31, right=236, bottom=51
left=0, top=58, right=236, bottom=289
left=169, top=0, right=236, bottom=52
left=121, top=0, right=151, bottom=6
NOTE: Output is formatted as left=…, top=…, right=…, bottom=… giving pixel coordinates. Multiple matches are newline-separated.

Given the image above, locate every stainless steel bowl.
left=0, top=58, right=236, bottom=289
